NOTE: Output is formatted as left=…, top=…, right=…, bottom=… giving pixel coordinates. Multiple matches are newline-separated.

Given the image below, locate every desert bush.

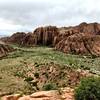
left=42, top=83, right=57, bottom=91
left=42, top=72, right=49, bottom=78
left=75, top=76, right=100, bottom=100
left=14, top=71, right=25, bottom=78
left=24, top=76, right=33, bottom=82
left=81, top=65, right=90, bottom=70
left=34, top=72, right=39, bottom=78
left=34, top=62, right=40, bottom=67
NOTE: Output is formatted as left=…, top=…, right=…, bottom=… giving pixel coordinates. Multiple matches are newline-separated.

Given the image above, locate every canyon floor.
left=0, top=45, right=100, bottom=99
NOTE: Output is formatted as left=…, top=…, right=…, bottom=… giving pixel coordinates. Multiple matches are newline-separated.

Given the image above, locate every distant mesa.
left=0, top=22, right=100, bottom=56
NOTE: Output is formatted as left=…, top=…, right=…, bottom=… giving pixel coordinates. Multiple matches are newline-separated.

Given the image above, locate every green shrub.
left=42, top=72, right=48, bottom=78
left=24, top=77, right=33, bottom=82
left=34, top=72, right=39, bottom=78
left=34, top=62, right=40, bottom=67
left=81, top=65, right=90, bottom=70
left=14, top=71, right=25, bottom=78
left=42, top=83, right=57, bottom=91
left=75, top=76, right=100, bottom=100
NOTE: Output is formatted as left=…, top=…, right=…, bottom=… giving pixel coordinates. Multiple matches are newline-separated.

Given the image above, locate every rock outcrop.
left=20, top=32, right=37, bottom=46
left=33, top=26, right=59, bottom=46
left=1, top=88, right=74, bottom=100
left=55, top=32, right=100, bottom=56
left=1, top=22, right=100, bottom=56
left=1, top=26, right=59, bottom=47
left=54, top=23, right=100, bottom=56
left=77, top=22, right=100, bottom=35
left=0, top=41, right=14, bottom=58
left=7, top=32, right=26, bottom=45
left=32, top=23, right=100, bottom=56
left=1, top=32, right=37, bottom=46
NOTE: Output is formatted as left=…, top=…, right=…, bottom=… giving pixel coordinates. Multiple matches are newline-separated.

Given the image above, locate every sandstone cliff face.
left=1, top=26, right=59, bottom=47
left=55, top=33, right=100, bottom=56
left=21, top=32, right=37, bottom=46
left=33, top=26, right=59, bottom=46
left=78, top=22, right=100, bottom=35
left=1, top=32, right=37, bottom=46
left=1, top=22, right=100, bottom=56
left=54, top=23, right=100, bottom=56
left=54, top=22, right=100, bottom=45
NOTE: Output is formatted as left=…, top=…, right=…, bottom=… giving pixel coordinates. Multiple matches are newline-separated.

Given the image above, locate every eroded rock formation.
left=33, top=26, right=59, bottom=46
left=0, top=41, right=14, bottom=58
left=1, top=26, right=59, bottom=47
left=7, top=32, right=26, bottom=45
left=54, top=23, right=100, bottom=56
left=1, top=22, right=100, bottom=56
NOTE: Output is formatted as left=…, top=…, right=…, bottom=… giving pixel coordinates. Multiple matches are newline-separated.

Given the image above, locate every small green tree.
left=75, top=76, right=100, bottom=100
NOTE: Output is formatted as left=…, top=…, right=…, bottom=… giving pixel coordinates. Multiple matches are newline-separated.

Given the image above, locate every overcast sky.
left=0, top=0, right=100, bottom=36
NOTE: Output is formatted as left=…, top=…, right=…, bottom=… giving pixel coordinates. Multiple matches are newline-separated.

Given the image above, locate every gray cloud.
left=0, top=0, right=100, bottom=35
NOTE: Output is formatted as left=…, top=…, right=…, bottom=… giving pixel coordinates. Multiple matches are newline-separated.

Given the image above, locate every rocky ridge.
left=1, top=22, right=100, bottom=56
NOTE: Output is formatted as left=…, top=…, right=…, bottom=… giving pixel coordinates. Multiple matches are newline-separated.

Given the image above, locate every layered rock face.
left=55, top=32, right=100, bottom=56
left=1, top=26, right=59, bottom=46
left=1, top=32, right=37, bottom=46
left=33, top=26, right=59, bottom=46
left=0, top=41, right=14, bottom=58
left=1, top=23, right=100, bottom=56
left=54, top=23, right=100, bottom=56
left=77, top=22, right=100, bottom=35
left=20, top=33, right=37, bottom=46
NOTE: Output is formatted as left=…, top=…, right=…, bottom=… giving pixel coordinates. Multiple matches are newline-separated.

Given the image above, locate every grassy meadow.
left=0, top=45, right=100, bottom=96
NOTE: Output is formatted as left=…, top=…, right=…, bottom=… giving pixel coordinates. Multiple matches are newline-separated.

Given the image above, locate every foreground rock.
left=1, top=87, right=74, bottom=100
